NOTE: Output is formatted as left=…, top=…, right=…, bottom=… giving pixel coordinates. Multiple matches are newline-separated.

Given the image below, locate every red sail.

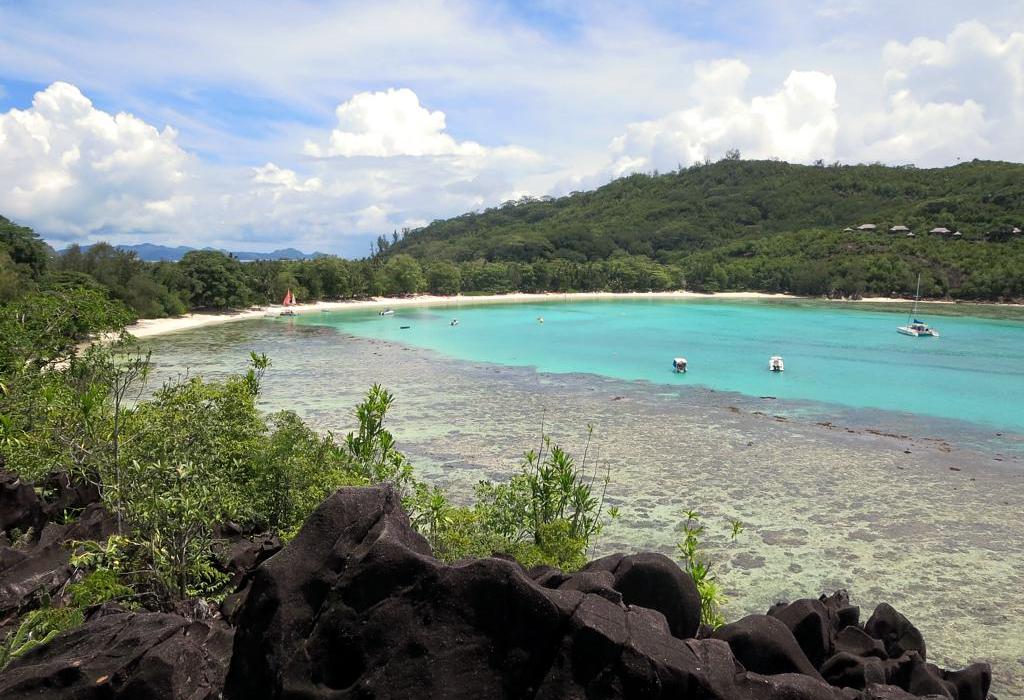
left=282, top=289, right=294, bottom=306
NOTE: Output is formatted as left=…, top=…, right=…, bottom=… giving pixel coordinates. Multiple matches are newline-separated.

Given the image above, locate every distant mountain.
left=66, top=243, right=327, bottom=262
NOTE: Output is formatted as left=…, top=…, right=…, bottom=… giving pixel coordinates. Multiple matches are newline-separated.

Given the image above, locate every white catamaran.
left=897, top=274, right=939, bottom=337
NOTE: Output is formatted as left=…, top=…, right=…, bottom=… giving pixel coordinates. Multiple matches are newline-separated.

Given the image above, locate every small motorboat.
left=537, top=316, right=544, bottom=324
left=279, top=310, right=297, bottom=317
left=379, top=309, right=395, bottom=316
left=768, top=356, right=785, bottom=372
left=672, top=357, right=687, bottom=373
left=450, top=319, right=459, bottom=326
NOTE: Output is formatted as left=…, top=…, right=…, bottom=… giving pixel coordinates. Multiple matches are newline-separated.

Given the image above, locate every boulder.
left=769, top=598, right=834, bottom=668
left=581, top=551, right=702, bottom=639
left=865, top=603, right=926, bottom=661
left=942, top=663, right=991, bottom=700
left=0, top=611, right=233, bottom=699
left=0, top=469, right=44, bottom=536
left=713, top=614, right=824, bottom=680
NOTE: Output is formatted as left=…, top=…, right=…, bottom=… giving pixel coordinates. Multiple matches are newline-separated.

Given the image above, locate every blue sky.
left=1, top=1, right=1023, bottom=255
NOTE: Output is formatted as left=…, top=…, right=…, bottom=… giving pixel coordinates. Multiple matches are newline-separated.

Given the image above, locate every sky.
left=1, top=1, right=1022, bottom=256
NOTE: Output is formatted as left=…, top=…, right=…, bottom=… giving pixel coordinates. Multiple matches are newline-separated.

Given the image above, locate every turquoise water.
left=295, top=299, right=1024, bottom=432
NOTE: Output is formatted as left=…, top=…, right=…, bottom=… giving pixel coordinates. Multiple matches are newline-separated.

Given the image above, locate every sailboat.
left=280, top=288, right=298, bottom=317
left=897, top=274, right=938, bottom=337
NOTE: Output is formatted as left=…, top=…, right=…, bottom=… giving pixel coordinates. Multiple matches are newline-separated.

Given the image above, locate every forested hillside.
left=383, top=159, right=1024, bottom=299
left=391, top=159, right=1024, bottom=260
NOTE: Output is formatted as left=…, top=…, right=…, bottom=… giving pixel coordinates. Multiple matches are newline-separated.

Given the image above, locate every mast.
left=908, top=273, right=921, bottom=323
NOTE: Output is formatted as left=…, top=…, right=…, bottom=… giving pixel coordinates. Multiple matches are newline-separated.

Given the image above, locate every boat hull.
left=897, top=326, right=938, bottom=337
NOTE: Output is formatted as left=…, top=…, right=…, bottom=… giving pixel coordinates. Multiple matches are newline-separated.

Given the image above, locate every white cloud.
left=605, top=60, right=838, bottom=175
left=304, top=88, right=485, bottom=158
left=304, top=88, right=540, bottom=166
left=252, top=162, right=322, bottom=194
left=0, top=82, right=193, bottom=239
left=846, top=21, right=1024, bottom=165
left=0, top=82, right=549, bottom=254
left=857, top=92, right=988, bottom=164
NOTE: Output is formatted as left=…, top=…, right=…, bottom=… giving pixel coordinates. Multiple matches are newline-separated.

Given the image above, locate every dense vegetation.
left=385, top=159, right=1024, bottom=300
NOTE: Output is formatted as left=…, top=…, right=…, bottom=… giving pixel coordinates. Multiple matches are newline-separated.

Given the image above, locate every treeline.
left=389, top=159, right=1024, bottom=261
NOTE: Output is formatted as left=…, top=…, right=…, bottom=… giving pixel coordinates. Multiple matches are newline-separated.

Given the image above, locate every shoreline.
left=125, top=289, right=993, bottom=339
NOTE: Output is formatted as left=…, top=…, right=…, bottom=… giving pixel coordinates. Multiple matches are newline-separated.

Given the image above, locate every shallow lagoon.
left=140, top=299, right=1024, bottom=696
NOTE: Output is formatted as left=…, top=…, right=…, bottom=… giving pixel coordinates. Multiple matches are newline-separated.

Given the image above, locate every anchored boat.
left=897, top=274, right=939, bottom=337
left=672, top=357, right=687, bottom=373
left=379, top=309, right=395, bottom=316
left=768, top=356, right=785, bottom=372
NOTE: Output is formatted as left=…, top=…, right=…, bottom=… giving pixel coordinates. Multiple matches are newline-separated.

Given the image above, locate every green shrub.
left=0, top=606, right=84, bottom=670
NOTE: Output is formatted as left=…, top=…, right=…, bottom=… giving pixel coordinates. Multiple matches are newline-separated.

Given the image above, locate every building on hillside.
left=843, top=227, right=855, bottom=233
left=929, top=227, right=952, bottom=236
left=889, top=225, right=911, bottom=234
left=952, top=230, right=963, bottom=238
left=856, top=224, right=877, bottom=232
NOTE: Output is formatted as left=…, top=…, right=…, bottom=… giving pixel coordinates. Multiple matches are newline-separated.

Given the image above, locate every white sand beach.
left=125, top=291, right=800, bottom=338
left=125, top=289, right=983, bottom=340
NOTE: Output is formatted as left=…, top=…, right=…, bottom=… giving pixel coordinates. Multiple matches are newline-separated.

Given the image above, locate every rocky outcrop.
left=221, top=485, right=991, bottom=699
left=0, top=483, right=994, bottom=699
left=0, top=608, right=233, bottom=699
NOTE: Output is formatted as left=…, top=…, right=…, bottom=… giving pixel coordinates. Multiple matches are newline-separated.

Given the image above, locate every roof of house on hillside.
left=843, top=227, right=854, bottom=232
left=889, top=225, right=910, bottom=232
left=856, top=223, right=877, bottom=230
left=930, top=227, right=952, bottom=234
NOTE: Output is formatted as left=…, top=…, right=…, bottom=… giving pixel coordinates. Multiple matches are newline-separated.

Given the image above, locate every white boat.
left=450, top=319, right=459, bottom=326
left=768, top=356, right=784, bottom=372
left=379, top=309, right=395, bottom=316
left=897, top=274, right=939, bottom=337
left=672, top=357, right=687, bottom=373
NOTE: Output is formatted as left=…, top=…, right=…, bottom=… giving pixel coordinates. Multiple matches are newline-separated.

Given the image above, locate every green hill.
left=385, top=159, right=1024, bottom=299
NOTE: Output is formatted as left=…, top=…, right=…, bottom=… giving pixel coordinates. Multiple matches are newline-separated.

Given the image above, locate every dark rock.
left=820, top=651, right=888, bottom=689
left=713, top=613, right=824, bottom=680
left=886, top=652, right=954, bottom=697
left=0, top=611, right=233, bottom=699
left=865, top=603, right=927, bottom=661
left=224, top=485, right=859, bottom=699
left=0, top=469, right=44, bottom=536
left=555, top=569, right=623, bottom=604
left=943, top=663, right=991, bottom=700
left=820, top=590, right=860, bottom=629
left=0, top=503, right=115, bottom=618
left=834, top=625, right=887, bottom=659
left=582, top=551, right=702, bottom=639
left=769, top=598, right=834, bottom=667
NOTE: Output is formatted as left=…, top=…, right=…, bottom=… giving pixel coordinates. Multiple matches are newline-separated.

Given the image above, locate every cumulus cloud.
left=0, top=82, right=547, bottom=254
left=845, top=21, right=1024, bottom=164
left=0, top=82, right=193, bottom=240
left=605, top=60, right=838, bottom=175
left=304, top=88, right=537, bottom=163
